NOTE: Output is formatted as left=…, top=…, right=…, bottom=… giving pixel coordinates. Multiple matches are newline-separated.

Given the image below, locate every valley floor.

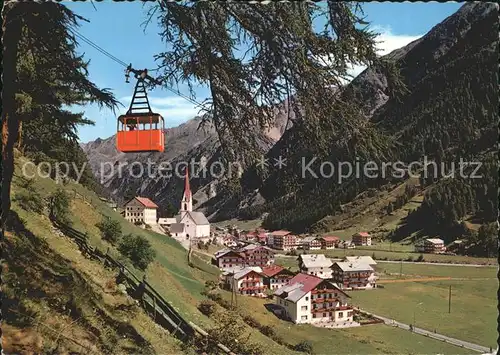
left=9, top=154, right=496, bottom=355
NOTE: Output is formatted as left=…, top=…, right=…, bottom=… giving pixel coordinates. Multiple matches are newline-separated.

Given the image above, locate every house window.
left=323, top=313, right=327, bottom=317
left=301, top=306, right=308, bottom=311
left=339, top=312, right=343, bottom=318
left=305, top=297, right=309, bottom=301
left=301, top=315, right=308, bottom=321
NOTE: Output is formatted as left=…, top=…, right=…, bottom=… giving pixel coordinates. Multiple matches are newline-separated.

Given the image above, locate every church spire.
left=184, top=168, right=191, bottom=200
left=181, top=168, right=193, bottom=212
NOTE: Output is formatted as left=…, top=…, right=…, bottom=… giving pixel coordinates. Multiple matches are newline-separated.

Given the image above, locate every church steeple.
left=180, top=168, right=192, bottom=213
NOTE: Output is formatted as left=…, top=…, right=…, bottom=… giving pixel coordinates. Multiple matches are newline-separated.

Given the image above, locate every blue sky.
left=64, top=1, right=462, bottom=143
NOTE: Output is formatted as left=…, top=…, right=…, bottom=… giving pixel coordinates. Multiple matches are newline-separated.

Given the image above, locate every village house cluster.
left=213, top=228, right=380, bottom=327
left=215, top=228, right=369, bottom=251
left=117, top=172, right=448, bottom=328
left=215, top=252, right=369, bottom=326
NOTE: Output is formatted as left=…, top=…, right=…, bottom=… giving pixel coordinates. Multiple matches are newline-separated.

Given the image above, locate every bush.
left=205, top=280, right=218, bottom=292
left=144, top=224, right=152, bottom=230
left=14, top=191, right=44, bottom=213
left=198, top=300, right=218, bottom=317
left=207, top=292, right=223, bottom=303
left=243, top=315, right=260, bottom=328
left=406, top=256, right=414, bottom=262
left=260, top=325, right=276, bottom=337
left=96, top=218, right=122, bottom=244
left=50, top=188, right=72, bottom=225
left=416, top=254, right=424, bottom=262
left=294, top=340, right=314, bottom=353
left=118, top=234, right=156, bottom=271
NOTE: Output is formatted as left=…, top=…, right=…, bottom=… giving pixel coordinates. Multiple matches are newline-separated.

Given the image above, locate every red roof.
left=356, top=232, right=370, bottom=237
left=321, top=236, right=340, bottom=242
left=246, top=231, right=258, bottom=236
left=261, top=265, right=285, bottom=277
left=184, top=168, right=192, bottom=199
left=135, top=197, right=158, bottom=208
left=257, top=233, right=267, bottom=240
left=271, top=230, right=291, bottom=236
left=289, top=273, right=350, bottom=298
left=288, top=273, right=323, bottom=293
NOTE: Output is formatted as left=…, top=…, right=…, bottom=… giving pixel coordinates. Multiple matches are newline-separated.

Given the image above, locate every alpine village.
left=2, top=2, right=498, bottom=355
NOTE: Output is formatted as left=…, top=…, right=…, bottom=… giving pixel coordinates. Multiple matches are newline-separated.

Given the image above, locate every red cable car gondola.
left=117, top=66, right=165, bottom=153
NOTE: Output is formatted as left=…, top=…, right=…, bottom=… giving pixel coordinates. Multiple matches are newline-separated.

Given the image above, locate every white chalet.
left=274, top=273, right=353, bottom=325
left=343, top=256, right=377, bottom=268
left=298, top=254, right=333, bottom=279
left=124, top=197, right=158, bottom=225
left=169, top=170, right=211, bottom=240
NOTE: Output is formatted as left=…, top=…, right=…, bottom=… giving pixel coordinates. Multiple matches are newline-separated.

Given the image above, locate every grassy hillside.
left=5, top=154, right=292, bottom=355
left=4, top=159, right=185, bottom=354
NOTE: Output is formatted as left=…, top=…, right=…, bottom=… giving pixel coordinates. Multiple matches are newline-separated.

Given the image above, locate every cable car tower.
left=116, top=65, right=165, bottom=153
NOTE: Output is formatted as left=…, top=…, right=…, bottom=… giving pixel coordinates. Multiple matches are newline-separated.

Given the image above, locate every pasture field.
left=274, top=254, right=497, bottom=347
left=309, top=248, right=496, bottom=265
left=217, top=290, right=472, bottom=355
left=349, top=279, right=497, bottom=348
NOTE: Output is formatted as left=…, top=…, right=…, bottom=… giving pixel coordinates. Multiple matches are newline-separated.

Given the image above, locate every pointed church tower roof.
left=184, top=168, right=192, bottom=200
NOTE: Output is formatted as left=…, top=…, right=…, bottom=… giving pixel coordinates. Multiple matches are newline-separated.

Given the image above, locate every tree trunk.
left=1, top=3, right=23, bottom=228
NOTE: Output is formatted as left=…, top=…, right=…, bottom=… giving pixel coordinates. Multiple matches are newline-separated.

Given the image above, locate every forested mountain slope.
left=210, top=2, right=497, bottom=248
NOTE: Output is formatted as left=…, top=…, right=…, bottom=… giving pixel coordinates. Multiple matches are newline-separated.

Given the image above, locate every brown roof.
left=321, top=236, right=340, bottom=242
left=261, top=265, right=285, bottom=277
left=271, top=230, right=291, bottom=236
left=355, top=232, right=370, bottom=237
left=215, top=249, right=245, bottom=259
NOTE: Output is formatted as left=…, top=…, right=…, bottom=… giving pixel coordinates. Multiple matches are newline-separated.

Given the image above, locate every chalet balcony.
left=239, top=285, right=267, bottom=291
left=312, top=297, right=340, bottom=304
left=311, top=305, right=352, bottom=313
left=312, top=289, right=336, bottom=294
left=343, top=273, right=370, bottom=278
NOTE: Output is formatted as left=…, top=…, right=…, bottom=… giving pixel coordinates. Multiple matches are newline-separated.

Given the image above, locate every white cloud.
left=345, top=27, right=423, bottom=80
left=373, top=26, right=422, bottom=56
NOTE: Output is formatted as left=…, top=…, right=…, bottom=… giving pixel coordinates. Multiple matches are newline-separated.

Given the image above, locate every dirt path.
left=193, top=249, right=213, bottom=258
left=378, top=277, right=495, bottom=284
left=378, top=277, right=452, bottom=283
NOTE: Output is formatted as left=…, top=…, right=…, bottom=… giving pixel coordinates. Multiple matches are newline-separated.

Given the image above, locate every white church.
left=165, top=170, right=211, bottom=240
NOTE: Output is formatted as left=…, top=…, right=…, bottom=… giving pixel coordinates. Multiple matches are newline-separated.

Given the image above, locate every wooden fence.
left=50, top=217, right=234, bottom=353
